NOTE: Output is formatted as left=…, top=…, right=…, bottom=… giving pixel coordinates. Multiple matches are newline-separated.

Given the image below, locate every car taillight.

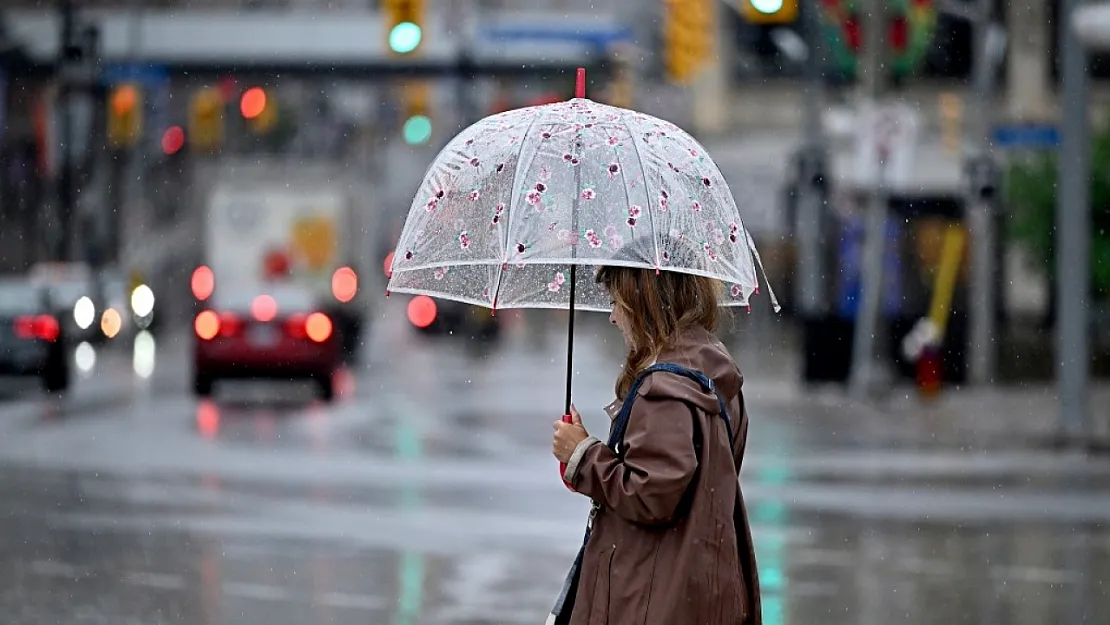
left=284, top=313, right=308, bottom=339
left=219, top=312, right=243, bottom=337
left=14, top=315, right=60, bottom=342
left=195, top=310, right=220, bottom=340
left=305, top=312, right=333, bottom=343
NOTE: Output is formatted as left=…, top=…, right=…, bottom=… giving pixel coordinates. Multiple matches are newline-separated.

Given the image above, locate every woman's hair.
left=596, top=266, right=723, bottom=399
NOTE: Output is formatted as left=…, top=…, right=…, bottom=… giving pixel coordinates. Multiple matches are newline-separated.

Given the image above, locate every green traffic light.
left=389, top=22, right=423, bottom=54
left=751, top=0, right=784, bottom=13
left=403, top=115, right=433, bottom=145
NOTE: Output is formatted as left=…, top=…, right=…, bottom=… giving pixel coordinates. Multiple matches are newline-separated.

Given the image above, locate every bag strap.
left=609, top=362, right=735, bottom=453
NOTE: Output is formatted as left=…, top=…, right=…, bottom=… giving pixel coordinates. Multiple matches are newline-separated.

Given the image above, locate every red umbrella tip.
left=385, top=290, right=391, bottom=297
left=575, top=68, right=586, bottom=99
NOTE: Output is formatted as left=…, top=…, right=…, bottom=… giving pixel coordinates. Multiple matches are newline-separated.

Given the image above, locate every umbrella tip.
left=655, top=266, right=660, bottom=276
left=385, top=290, right=391, bottom=297
left=575, top=68, right=586, bottom=99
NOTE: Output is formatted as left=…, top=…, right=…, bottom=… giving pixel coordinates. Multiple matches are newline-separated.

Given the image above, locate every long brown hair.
left=596, top=266, right=723, bottom=399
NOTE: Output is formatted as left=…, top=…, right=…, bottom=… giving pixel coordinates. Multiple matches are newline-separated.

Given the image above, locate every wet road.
left=1, top=303, right=1108, bottom=625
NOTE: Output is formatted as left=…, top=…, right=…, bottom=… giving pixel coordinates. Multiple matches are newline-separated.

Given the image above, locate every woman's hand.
left=553, top=404, right=590, bottom=464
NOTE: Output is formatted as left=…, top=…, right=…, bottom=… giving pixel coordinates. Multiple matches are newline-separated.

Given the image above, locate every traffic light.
left=401, top=80, right=433, bottom=145
left=107, top=83, right=142, bottom=149
left=739, top=0, right=798, bottom=24
left=663, top=0, right=713, bottom=84
left=383, top=0, right=426, bottom=54
left=189, top=87, right=224, bottom=152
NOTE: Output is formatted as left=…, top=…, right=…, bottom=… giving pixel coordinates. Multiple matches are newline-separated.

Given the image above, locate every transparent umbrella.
left=387, top=68, right=778, bottom=438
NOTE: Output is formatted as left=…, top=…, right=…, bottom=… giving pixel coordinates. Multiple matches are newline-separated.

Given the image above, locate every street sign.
left=100, top=63, right=167, bottom=86
left=854, top=101, right=920, bottom=189
left=990, top=124, right=1059, bottom=149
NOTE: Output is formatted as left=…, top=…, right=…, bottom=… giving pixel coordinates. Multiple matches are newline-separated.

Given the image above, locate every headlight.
left=74, top=296, right=95, bottom=330
left=131, top=284, right=155, bottom=318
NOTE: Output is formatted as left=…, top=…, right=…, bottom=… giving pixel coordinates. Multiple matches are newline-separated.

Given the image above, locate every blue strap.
left=608, top=362, right=735, bottom=452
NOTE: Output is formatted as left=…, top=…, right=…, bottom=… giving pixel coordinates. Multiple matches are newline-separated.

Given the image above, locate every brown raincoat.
left=562, top=326, right=761, bottom=625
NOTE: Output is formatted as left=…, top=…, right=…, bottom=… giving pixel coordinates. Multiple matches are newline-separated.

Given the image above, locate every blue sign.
left=479, top=24, right=634, bottom=49
left=101, top=63, right=168, bottom=86
left=991, top=124, right=1059, bottom=149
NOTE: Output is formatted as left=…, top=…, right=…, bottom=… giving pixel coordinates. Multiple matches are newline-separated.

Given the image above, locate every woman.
left=552, top=265, right=761, bottom=625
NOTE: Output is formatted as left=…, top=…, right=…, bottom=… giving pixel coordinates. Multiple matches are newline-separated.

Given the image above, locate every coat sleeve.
left=566, top=397, right=698, bottom=525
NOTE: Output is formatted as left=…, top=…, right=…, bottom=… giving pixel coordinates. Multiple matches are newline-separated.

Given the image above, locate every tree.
left=1006, top=127, right=1110, bottom=302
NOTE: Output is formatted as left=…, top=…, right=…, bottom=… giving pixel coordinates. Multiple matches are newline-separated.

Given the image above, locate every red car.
left=192, top=285, right=340, bottom=401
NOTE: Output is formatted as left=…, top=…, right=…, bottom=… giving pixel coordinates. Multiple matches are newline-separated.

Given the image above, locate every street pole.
left=56, top=0, right=75, bottom=263
left=965, top=0, right=999, bottom=385
left=848, top=0, right=888, bottom=395
left=795, top=0, right=828, bottom=319
left=1057, top=0, right=1090, bottom=440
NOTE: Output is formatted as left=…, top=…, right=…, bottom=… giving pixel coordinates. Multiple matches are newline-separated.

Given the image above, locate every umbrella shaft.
left=564, top=263, right=577, bottom=415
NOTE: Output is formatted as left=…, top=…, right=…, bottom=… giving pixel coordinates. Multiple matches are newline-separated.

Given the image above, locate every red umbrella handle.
left=559, top=414, right=575, bottom=491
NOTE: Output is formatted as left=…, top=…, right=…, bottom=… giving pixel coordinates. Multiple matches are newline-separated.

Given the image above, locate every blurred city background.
left=0, top=0, right=1108, bottom=623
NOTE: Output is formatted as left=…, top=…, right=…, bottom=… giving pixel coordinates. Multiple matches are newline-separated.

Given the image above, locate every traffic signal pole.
left=56, top=0, right=76, bottom=263
left=848, top=0, right=890, bottom=396
left=795, top=0, right=828, bottom=320
left=964, top=0, right=1000, bottom=386
left=1057, top=0, right=1091, bottom=441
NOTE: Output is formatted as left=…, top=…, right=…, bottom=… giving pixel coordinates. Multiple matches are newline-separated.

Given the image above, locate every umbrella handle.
left=559, top=414, right=575, bottom=491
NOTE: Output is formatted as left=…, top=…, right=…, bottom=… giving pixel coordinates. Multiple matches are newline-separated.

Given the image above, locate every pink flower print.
left=702, top=176, right=712, bottom=188
left=425, top=198, right=438, bottom=212
left=465, top=139, right=474, bottom=147
left=668, top=162, right=680, bottom=173
left=660, top=188, right=669, bottom=199
left=585, top=229, right=603, bottom=248
left=525, top=190, right=542, bottom=206
left=607, top=163, right=621, bottom=179
left=554, top=272, right=566, bottom=286
left=434, top=267, right=448, bottom=280
left=538, top=167, right=552, bottom=181
left=608, top=136, right=619, bottom=146
left=434, top=188, right=445, bottom=199
left=580, top=188, right=596, bottom=200
left=458, top=231, right=470, bottom=250
left=563, top=153, right=573, bottom=162
left=661, top=250, right=671, bottom=262
left=547, top=279, right=561, bottom=292
left=728, top=222, right=740, bottom=244
left=627, top=217, right=637, bottom=227
left=729, top=222, right=739, bottom=234
left=534, top=182, right=547, bottom=193
left=604, top=225, right=618, bottom=238
left=515, top=242, right=526, bottom=255
left=628, top=205, right=642, bottom=219
left=570, top=157, right=580, bottom=166
left=404, top=250, right=414, bottom=260
left=689, top=148, right=698, bottom=157
left=608, top=234, right=624, bottom=249
left=496, top=162, right=506, bottom=173
left=659, top=197, right=669, bottom=211
left=731, top=284, right=743, bottom=298
left=541, top=131, right=552, bottom=140
left=496, top=202, right=505, bottom=214
left=691, top=200, right=702, bottom=212
left=704, top=243, right=718, bottom=262
left=469, top=190, right=481, bottom=202
left=469, top=157, right=480, bottom=167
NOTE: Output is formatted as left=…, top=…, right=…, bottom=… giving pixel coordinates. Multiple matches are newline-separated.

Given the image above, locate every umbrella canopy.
left=387, top=97, right=777, bottom=313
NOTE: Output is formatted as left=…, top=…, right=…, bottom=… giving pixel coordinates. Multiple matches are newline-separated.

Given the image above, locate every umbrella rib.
left=490, top=107, right=549, bottom=309
left=619, top=114, right=661, bottom=269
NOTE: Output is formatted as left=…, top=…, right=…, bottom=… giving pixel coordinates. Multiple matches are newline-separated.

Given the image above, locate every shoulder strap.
left=608, top=363, right=735, bottom=452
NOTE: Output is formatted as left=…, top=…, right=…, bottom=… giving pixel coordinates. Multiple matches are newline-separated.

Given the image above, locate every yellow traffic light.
left=664, top=0, right=713, bottom=84
left=189, top=87, right=224, bottom=152
left=401, top=80, right=433, bottom=145
left=739, top=0, right=798, bottom=24
left=107, top=84, right=142, bottom=149
left=383, top=0, right=426, bottom=54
